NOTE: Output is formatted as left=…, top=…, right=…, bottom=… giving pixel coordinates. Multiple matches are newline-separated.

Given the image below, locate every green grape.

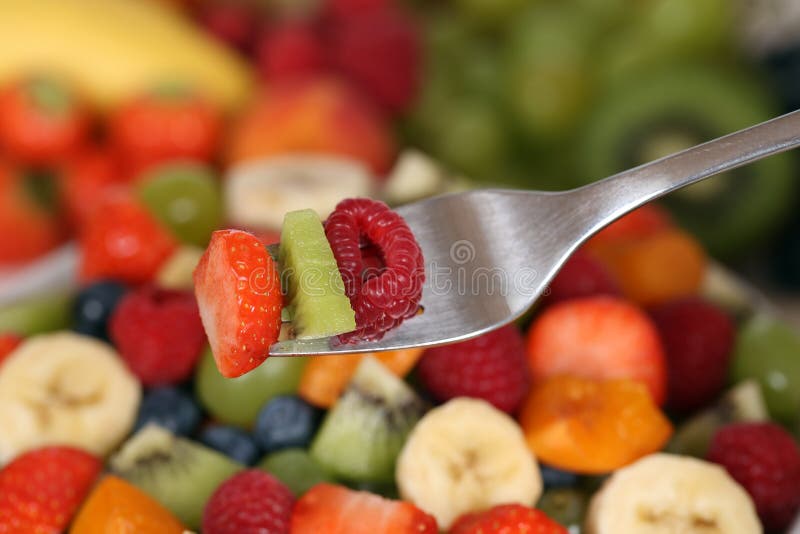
left=537, top=488, right=589, bottom=528
left=195, top=348, right=307, bottom=428
left=0, top=292, right=72, bottom=336
left=731, top=315, right=800, bottom=425
left=642, top=0, right=735, bottom=56
left=138, top=162, right=222, bottom=247
left=259, top=448, right=332, bottom=496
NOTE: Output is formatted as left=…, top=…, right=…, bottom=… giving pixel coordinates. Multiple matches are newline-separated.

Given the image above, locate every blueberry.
left=72, top=281, right=127, bottom=340
left=541, top=464, right=579, bottom=489
left=254, top=395, right=319, bottom=453
left=135, top=387, right=202, bottom=436
left=199, top=424, right=260, bottom=465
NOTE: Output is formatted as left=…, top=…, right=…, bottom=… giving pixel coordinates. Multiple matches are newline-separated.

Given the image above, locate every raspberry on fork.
left=324, top=198, right=424, bottom=342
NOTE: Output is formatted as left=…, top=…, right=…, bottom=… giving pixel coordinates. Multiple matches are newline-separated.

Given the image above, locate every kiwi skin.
left=110, top=424, right=242, bottom=530
left=576, top=65, right=795, bottom=258
left=310, top=357, right=427, bottom=484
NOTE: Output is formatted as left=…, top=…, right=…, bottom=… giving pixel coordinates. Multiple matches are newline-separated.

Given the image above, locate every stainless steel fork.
left=270, top=109, right=800, bottom=356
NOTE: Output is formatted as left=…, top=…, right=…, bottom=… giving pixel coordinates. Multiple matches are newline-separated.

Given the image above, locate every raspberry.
left=202, top=470, right=294, bottom=534
left=707, top=423, right=800, bottom=532
left=324, top=198, right=424, bottom=343
left=650, top=297, right=734, bottom=412
left=325, top=6, right=421, bottom=115
left=417, top=325, right=530, bottom=413
left=109, top=287, right=206, bottom=386
left=255, top=22, right=325, bottom=81
left=545, top=249, right=620, bottom=304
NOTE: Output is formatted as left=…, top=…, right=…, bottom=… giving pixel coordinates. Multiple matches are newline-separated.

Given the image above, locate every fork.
left=269, top=109, right=800, bottom=356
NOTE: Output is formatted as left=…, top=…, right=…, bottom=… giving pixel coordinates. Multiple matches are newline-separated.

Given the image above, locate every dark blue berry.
left=134, top=387, right=202, bottom=436
left=199, top=425, right=260, bottom=465
left=72, top=281, right=127, bottom=340
left=254, top=395, right=319, bottom=453
left=541, top=464, right=579, bottom=489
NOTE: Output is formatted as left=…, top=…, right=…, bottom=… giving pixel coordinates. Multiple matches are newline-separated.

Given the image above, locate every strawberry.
left=449, top=504, right=567, bottom=534
left=0, top=162, right=63, bottom=265
left=291, top=483, right=438, bottom=534
left=0, top=334, right=22, bottom=368
left=650, top=297, right=735, bottom=412
left=109, top=287, right=206, bottom=386
left=0, top=447, right=102, bottom=533
left=544, top=249, right=620, bottom=305
left=324, top=0, right=393, bottom=19
left=59, top=146, right=125, bottom=231
left=79, top=193, right=178, bottom=284
left=194, top=229, right=282, bottom=378
left=202, top=470, right=294, bottom=534
left=325, top=6, right=421, bottom=115
left=526, top=296, right=668, bottom=405
left=586, top=203, right=673, bottom=250
left=255, top=22, right=325, bottom=81
left=417, top=324, right=530, bottom=414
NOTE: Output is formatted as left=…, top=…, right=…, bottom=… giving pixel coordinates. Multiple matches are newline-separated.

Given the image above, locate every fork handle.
left=573, top=109, right=800, bottom=238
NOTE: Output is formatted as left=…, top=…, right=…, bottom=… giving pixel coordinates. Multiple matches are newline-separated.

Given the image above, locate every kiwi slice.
left=310, top=357, right=426, bottom=483
left=110, top=424, right=242, bottom=529
left=279, top=209, right=356, bottom=339
left=576, top=65, right=795, bottom=258
left=666, top=380, right=768, bottom=458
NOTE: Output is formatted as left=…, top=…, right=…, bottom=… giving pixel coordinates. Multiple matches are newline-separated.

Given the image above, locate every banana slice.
left=585, top=453, right=762, bottom=534
left=0, top=332, right=141, bottom=464
left=156, top=246, right=204, bottom=290
left=224, top=154, right=375, bottom=230
left=395, top=397, right=542, bottom=529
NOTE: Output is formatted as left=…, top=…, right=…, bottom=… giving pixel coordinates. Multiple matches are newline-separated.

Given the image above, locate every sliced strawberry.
left=79, top=193, right=177, bottom=284
left=194, top=229, right=282, bottom=378
left=526, top=295, right=667, bottom=405
left=0, top=447, right=102, bottom=533
left=291, top=483, right=437, bottom=534
left=0, top=333, right=22, bottom=368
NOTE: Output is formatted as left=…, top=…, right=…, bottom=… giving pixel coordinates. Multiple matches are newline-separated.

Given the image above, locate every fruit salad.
left=1, top=0, right=800, bottom=532
left=1, top=189, right=800, bottom=533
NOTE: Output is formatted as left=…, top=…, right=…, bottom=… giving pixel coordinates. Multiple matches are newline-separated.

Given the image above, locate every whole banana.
left=0, top=0, right=253, bottom=112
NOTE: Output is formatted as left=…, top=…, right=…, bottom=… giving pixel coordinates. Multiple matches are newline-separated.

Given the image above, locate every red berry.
left=449, top=504, right=567, bottom=534
left=325, top=7, right=421, bottom=114
left=417, top=325, right=530, bottom=414
left=203, top=470, right=294, bottom=534
left=291, top=483, right=437, bottom=534
left=79, top=194, right=178, bottom=284
left=324, top=0, right=392, bottom=20
left=0, top=162, right=64, bottom=265
left=526, top=296, right=668, bottom=405
left=109, top=287, right=206, bottom=386
left=0, top=334, right=21, bottom=368
left=650, top=297, right=735, bottom=412
left=545, top=249, right=619, bottom=304
left=256, top=22, right=325, bottom=81
left=0, top=77, right=90, bottom=166
left=0, top=447, right=102, bottom=533
left=196, top=2, right=258, bottom=53
left=59, top=146, right=125, bottom=230
left=707, top=423, right=800, bottom=532
left=194, top=229, right=283, bottom=378
left=324, top=198, right=424, bottom=342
